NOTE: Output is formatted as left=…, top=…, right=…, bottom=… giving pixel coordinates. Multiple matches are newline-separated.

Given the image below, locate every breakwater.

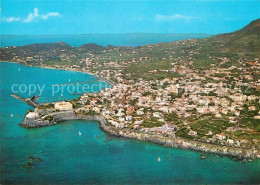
left=20, top=111, right=260, bottom=160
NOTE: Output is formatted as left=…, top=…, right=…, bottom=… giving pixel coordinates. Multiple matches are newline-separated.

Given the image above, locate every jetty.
left=11, top=94, right=39, bottom=107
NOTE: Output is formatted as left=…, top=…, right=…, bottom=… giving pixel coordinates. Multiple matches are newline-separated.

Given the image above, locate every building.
left=26, top=111, right=39, bottom=119
left=188, top=130, right=197, bottom=136
left=216, top=133, right=226, bottom=140
left=160, top=123, right=178, bottom=134
left=55, top=101, right=73, bottom=111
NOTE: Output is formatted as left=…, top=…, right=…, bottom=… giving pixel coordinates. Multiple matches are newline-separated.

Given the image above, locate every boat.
left=11, top=114, right=13, bottom=117
left=158, top=157, right=161, bottom=162
left=69, top=78, right=71, bottom=82
left=79, top=131, right=81, bottom=136
left=200, top=154, right=207, bottom=159
left=18, top=68, right=21, bottom=71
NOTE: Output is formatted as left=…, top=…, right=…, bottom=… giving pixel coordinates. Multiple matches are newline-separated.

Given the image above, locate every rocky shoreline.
left=20, top=111, right=260, bottom=160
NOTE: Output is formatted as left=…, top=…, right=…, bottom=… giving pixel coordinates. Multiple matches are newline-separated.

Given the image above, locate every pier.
left=11, top=94, right=39, bottom=107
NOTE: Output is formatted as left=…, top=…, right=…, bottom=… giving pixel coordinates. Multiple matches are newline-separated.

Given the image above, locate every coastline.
left=20, top=110, right=260, bottom=160
left=0, top=61, right=115, bottom=86
left=3, top=60, right=259, bottom=160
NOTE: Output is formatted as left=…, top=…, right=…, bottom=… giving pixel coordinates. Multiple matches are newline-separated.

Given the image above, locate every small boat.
left=200, top=154, right=207, bottom=159
left=10, top=114, right=13, bottom=117
left=79, top=131, right=81, bottom=136
left=28, top=155, right=43, bottom=161
left=18, top=68, right=21, bottom=71
left=158, top=157, right=161, bottom=162
left=22, top=162, right=33, bottom=168
left=69, top=78, right=71, bottom=82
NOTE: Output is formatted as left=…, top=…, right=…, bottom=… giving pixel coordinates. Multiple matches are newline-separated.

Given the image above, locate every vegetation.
left=38, top=104, right=54, bottom=109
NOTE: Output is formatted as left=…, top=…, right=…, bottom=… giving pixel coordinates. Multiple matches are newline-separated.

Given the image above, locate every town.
left=1, top=19, right=260, bottom=157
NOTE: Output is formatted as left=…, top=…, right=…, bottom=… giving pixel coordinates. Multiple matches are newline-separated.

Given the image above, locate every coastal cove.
left=1, top=62, right=260, bottom=184
left=21, top=110, right=259, bottom=160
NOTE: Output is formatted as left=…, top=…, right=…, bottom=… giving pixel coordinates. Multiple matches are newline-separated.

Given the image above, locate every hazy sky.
left=1, top=0, right=259, bottom=35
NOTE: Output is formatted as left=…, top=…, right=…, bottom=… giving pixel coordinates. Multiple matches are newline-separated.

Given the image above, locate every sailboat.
left=158, top=157, right=161, bottom=162
left=79, top=131, right=82, bottom=136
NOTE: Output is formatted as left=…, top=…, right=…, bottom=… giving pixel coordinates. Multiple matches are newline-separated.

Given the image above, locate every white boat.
left=79, top=131, right=81, bottom=136
left=11, top=114, right=13, bottom=117
left=69, top=78, right=71, bottom=82
left=158, top=157, right=161, bottom=162
left=18, top=68, right=21, bottom=71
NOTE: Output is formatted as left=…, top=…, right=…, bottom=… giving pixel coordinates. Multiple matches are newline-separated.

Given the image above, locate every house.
left=153, top=112, right=162, bottom=118
left=54, top=101, right=73, bottom=111
left=125, top=115, right=132, bottom=121
left=215, top=133, right=226, bottom=140
left=93, top=107, right=100, bottom=113
left=116, top=109, right=125, bottom=117
left=126, top=106, right=135, bottom=115
left=134, top=120, right=143, bottom=125
left=234, top=110, right=240, bottom=116
left=101, top=109, right=110, bottom=116
left=160, top=123, right=178, bottom=134
left=227, top=139, right=234, bottom=145
left=249, top=106, right=257, bottom=111
left=136, top=110, right=144, bottom=115
left=109, top=120, right=125, bottom=128
left=188, top=130, right=197, bottom=136
left=215, top=113, right=222, bottom=118
left=221, top=109, right=228, bottom=115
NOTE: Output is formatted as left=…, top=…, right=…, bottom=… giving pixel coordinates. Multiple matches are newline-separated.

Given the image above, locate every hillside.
left=0, top=19, right=259, bottom=80
left=208, top=18, right=260, bottom=53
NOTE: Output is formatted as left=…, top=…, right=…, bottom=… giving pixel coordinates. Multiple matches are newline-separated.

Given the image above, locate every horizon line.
left=0, top=33, right=214, bottom=36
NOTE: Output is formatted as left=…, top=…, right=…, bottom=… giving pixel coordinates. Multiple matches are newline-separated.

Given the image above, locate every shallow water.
left=0, top=62, right=259, bottom=184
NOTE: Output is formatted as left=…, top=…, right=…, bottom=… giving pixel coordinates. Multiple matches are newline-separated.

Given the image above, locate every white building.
left=26, top=112, right=39, bottom=119
left=55, top=101, right=73, bottom=111
left=216, top=133, right=226, bottom=140
left=227, top=139, right=234, bottom=145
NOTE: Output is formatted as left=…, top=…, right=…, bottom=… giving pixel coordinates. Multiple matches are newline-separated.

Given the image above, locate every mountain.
left=22, top=41, right=72, bottom=51
left=208, top=19, right=260, bottom=53
left=79, top=43, right=105, bottom=51
left=0, top=19, right=259, bottom=73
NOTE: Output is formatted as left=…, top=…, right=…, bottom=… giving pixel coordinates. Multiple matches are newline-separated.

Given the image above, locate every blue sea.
left=0, top=62, right=260, bottom=184
left=0, top=34, right=211, bottom=47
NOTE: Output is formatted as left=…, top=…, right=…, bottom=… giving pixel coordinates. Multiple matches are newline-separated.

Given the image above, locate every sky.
left=0, top=0, right=259, bottom=35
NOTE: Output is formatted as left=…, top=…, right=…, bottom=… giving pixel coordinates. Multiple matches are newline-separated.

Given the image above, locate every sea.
left=0, top=33, right=260, bottom=184
left=0, top=33, right=211, bottom=47
left=0, top=62, right=260, bottom=184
